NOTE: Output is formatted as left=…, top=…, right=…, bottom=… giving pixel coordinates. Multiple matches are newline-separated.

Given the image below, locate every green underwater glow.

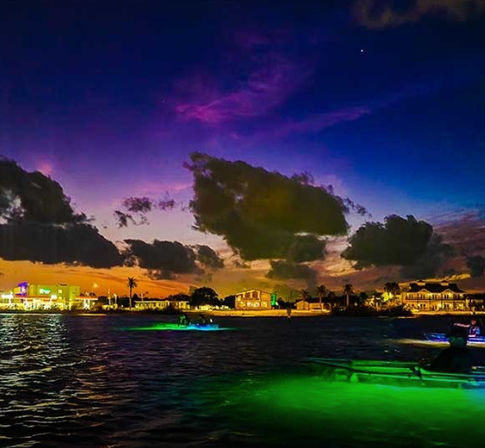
left=124, top=323, right=234, bottom=331
left=398, top=338, right=485, bottom=348
left=198, top=373, right=485, bottom=447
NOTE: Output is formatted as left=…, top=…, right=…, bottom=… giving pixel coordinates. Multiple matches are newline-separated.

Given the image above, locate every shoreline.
left=1, top=309, right=485, bottom=317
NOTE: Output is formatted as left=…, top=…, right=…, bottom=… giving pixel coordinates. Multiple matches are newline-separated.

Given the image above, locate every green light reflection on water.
left=123, top=323, right=234, bottom=331
left=201, top=373, right=485, bottom=447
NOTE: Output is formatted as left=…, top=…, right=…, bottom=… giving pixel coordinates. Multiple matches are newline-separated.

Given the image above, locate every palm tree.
left=127, top=277, right=137, bottom=308
left=344, top=283, right=354, bottom=308
left=300, top=289, right=310, bottom=301
left=300, top=289, right=310, bottom=311
left=316, top=284, right=327, bottom=310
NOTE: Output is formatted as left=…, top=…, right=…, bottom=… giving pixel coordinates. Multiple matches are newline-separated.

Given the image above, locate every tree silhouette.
left=190, top=287, right=219, bottom=307
left=316, top=284, right=327, bottom=310
left=127, top=277, right=137, bottom=308
left=300, top=289, right=310, bottom=302
left=343, top=283, right=354, bottom=307
left=384, top=281, right=401, bottom=299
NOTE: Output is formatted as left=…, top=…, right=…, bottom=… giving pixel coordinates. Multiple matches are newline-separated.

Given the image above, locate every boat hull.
left=425, top=332, right=485, bottom=344
left=307, top=358, right=485, bottom=389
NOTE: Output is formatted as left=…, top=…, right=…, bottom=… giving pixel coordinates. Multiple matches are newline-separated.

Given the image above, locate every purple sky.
left=0, top=0, right=484, bottom=295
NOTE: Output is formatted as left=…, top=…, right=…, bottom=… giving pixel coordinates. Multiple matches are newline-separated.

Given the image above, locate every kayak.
left=186, top=322, right=219, bottom=330
left=425, top=332, right=485, bottom=344
left=124, top=322, right=229, bottom=331
left=306, top=357, right=485, bottom=389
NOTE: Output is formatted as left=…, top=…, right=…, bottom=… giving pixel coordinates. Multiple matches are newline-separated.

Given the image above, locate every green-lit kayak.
left=124, top=322, right=232, bottom=331
left=307, top=358, right=485, bottom=389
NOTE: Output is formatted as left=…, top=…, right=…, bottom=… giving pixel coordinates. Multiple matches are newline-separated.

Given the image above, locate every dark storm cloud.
left=467, top=255, right=485, bottom=278
left=0, top=157, right=85, bottom=223
left=185, top=153, right=350, bottom=261
left=0, top=157, right=122, bottom=268
left=266, top=260, right=317, bottom=283
left=196, top=245, right=224, bottom=269
left=399, top=234, right=453, bottom=279
left=124, top=239, right=200, bottom=276
left=342, top=215, right=453, bottom=276
left=0, top=221, right=122, bottom=268
left=287, top=235, right=326, bottom=263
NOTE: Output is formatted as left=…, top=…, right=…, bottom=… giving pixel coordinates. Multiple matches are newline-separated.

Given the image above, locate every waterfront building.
left=295, top=297, right=325, bottom=311
left=8, top=282, right=96, bottom=310
left=134, top=298, right=190, bottom=311
left=235, top=289, right=276, bottom=310
left=402, top=281, right=466, bottom=311
left=0, top=290, right=16, bottom=308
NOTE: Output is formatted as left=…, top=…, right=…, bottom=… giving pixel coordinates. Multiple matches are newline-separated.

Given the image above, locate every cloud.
left=342, top=215, right=453, bottom=277
left=0, top=157, right=85, bottom=224
left=399, top=234, right=453, bottom=279
left=186, top=153, right=349, bottom=261
left=175, top=51, right=311, bottom=125
left=123, top=197, right=153, bottom=214
left=0, top=157, right=121, bottom=268
left=466, top=255, right=485, bottom=278
left=124, top=239, right=201, bottom=279
left=0, top=221, right=122, bottom=268
left=432, top=208, right=485, bottom=256
left=114, top=195, right=176, bottom=228
left=266, top=260, right=317, bottom=283
left=267, top=107, right=371, bottom=138
left=354, top=0, right=485, bottom=29
left=286, top=235, right=326, bottom=263
left=196, top=245, right=224, bottom=269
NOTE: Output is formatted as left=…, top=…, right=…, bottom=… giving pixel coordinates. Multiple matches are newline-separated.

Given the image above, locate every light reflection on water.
left=195, top=373, right=485, bottom=448
left=1, top=313, right=485, bottom=447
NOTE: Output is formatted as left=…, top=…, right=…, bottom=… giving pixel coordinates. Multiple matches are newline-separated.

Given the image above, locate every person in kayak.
left=454, top=317, right=481, bottom=338
left=428, top=326, right=473, bottom=374
left=178, top=313, right=190, bottom=326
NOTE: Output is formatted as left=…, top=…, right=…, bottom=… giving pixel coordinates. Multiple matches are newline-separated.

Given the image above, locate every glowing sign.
left=39, top=288, right=51, bottom=295
left=17, top=282, right=28, bottom=295
left=271, top=293, right=277, bottom=307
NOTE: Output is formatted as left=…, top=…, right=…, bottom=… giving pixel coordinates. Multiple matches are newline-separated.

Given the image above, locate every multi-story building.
left=10, top=282, right=95, bottom=310
left=234, top=289, right=276, bottom=310
left=402, top=280, right=466, bottom=311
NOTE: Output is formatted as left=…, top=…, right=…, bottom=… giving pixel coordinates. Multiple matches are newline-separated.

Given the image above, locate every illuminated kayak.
left=187, top=322, right=219, bottom=330
left=307, top=358, right=485, bottom=389
left=124, top=322, right=229, bottom=331
left=424, top=332, right=485, bottom=344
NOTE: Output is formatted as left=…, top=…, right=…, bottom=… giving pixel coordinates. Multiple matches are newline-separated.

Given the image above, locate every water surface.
left=1, top=314, right=484, bottom=447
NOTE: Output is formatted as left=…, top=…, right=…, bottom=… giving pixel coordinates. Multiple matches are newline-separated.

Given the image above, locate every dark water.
left=1, top=314, right=485, bottom=448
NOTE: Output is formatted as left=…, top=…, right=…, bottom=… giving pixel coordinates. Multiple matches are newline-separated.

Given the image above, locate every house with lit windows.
left=295, top=297, right=327, bottom=311
left=235, top=289, right=276, bottom=310
left=134, top=298, right=190, bottom=311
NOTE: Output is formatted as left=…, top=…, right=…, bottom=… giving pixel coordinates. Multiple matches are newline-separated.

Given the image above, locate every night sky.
left=1, top=0, right=484, bottom=297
